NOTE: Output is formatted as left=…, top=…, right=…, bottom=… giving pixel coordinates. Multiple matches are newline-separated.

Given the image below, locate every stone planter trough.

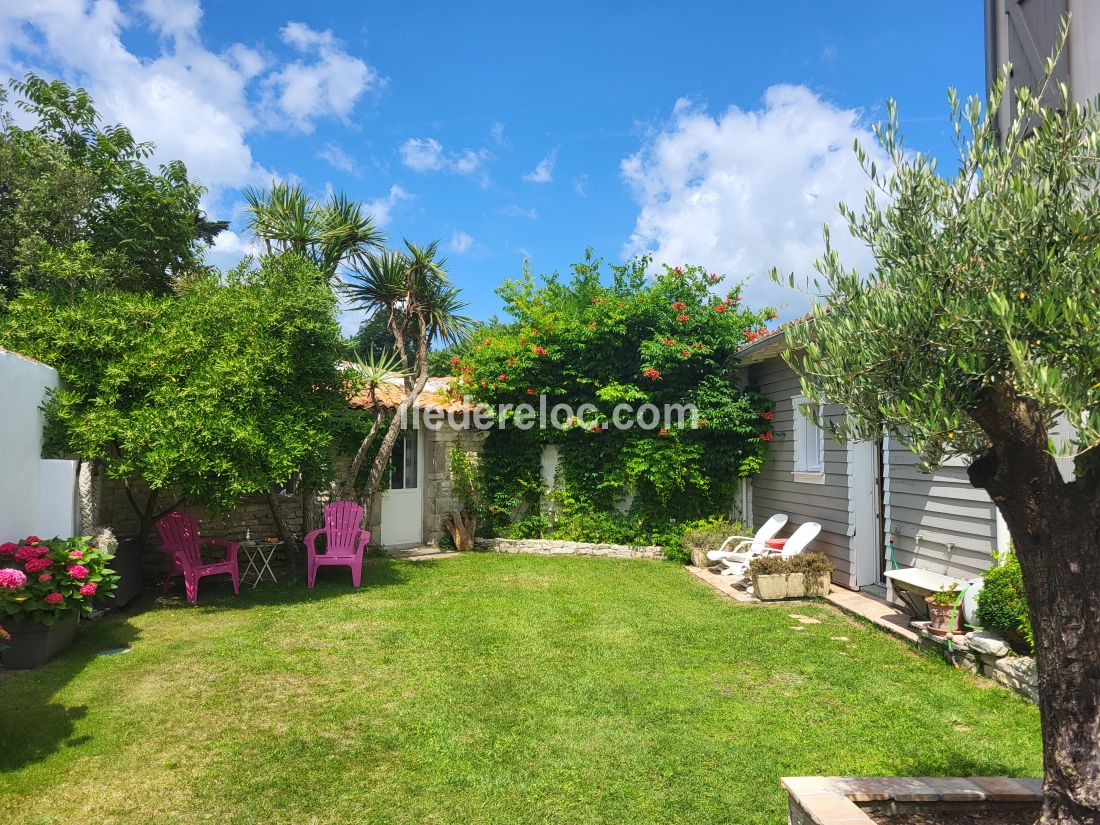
left=752, top=571, right=832, bottom=601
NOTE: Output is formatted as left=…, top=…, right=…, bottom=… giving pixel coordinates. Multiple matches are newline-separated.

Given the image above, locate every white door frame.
left=380, top=428, right=424, bottom=547
left=850, top=439, right=879, bottom=588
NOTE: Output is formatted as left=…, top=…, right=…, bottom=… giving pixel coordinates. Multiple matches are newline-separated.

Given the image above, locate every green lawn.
left=0, top=554, right=1040, bottom=824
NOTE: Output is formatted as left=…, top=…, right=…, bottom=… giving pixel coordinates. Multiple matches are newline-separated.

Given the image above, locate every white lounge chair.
left=719, top=520, right=822, bottom=578
left=706, top=514, right=788, bottom=566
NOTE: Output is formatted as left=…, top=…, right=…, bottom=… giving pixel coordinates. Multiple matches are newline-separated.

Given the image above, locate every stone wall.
left=99, top=477, right=305, bottom=545
left=474, top=537, right=664, bottom=560
left=98, top=420, right=486, bottom=551
left=423, top=424, right=485, bottom=546
left=915, top=624, right=1038, bottom=703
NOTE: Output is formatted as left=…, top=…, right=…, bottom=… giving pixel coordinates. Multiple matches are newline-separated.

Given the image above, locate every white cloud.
left=141, top=0, right=202, bottom=37
left=203, top=228, right=261, bottom=272
left=490, top=121, right=507, bottom=146
left=453, top=148, right=490, bottom=176
left=402, top=138, right=444, bottom=171
left=318, top=142, right=359, bottom=175
left=523, top=148, right=557, bottom=183
left=266, top=21, right=381, bottom=133
left=573, top=174, right=588, bottom=197
left=399, top=137, right=491, bottom=181
left=0, top=3, right=381, bottom=207
left=501, top=204, right=539, bottom=220
left=621, top=86, right=889, bottom=317
left=363, top=185, right=413, bottom=228
left=400, top=137, right=445, bottom=171
left=447, top=230, right=475, bottom=255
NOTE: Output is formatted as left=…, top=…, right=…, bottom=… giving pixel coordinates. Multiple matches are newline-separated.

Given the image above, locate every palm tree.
left=243, top=182, right=384, bottom=282
left=338, top=349, right=408, bottom=500
left=342, top=240, right=473, bottom=515
left=243, top=182, right=385, bottom=545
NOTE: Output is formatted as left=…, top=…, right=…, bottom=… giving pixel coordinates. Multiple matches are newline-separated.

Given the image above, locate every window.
left=389, top=429, right=419, bottom=490
left=792, top=395, right=825, bottom=483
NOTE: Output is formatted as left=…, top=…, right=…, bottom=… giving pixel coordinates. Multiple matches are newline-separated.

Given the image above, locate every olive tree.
left=779, top=53, right=1100, bottom=823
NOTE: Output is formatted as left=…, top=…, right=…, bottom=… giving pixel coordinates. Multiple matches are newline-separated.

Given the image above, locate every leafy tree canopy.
left=455, top=253, right=776, bottom=537
left=0, top=74, right=224, bottom=299
left=0, top=253, right=348, bottom=513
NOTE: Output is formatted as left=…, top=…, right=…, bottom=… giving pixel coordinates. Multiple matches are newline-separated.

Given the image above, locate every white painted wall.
left=0, top=350, right=78, bottom=541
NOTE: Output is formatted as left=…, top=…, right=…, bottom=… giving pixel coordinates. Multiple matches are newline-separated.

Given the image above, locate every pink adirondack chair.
left=305, top=501, right=371, bottom=588
left=155, top=511, right=241, bottom=604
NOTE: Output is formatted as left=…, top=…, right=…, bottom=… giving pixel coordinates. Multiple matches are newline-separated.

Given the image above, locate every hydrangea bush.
left=0, top=536, right=118, bottom=624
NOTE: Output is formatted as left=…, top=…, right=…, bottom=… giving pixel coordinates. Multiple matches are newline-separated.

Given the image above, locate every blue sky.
left=0, top=1, right=985, bottom=332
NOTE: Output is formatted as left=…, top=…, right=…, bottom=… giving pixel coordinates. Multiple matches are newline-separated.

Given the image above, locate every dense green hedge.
left=450, top=253, right=776, bottom=552
left=977, top=550, right=1033, bottom=653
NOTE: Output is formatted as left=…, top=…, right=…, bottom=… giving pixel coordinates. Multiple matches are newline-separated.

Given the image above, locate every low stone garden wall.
left=784, top=776, right=1042, bottom=825
left=474, top=538, right=664, bottom=560
left=914, top=623, right=1038, bottom=703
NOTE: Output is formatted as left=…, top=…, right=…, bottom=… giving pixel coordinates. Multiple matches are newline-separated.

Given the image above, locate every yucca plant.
left=341, top=240, right=473, bottom=515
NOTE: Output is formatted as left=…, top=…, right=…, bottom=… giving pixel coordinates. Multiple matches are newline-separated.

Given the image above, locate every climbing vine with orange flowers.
left=450, top=252, right=775, bottom=548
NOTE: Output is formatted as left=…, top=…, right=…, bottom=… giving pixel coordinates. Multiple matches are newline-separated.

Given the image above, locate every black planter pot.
left=1, top=610, right=78, bottom=669
left=95, top=536, right=143, bottom=610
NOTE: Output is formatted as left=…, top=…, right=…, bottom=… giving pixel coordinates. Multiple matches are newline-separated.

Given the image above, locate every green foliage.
left=0, top=254, right=348, bottom=512
left=449, top=445, right=483, bottom=516
left=457, top=253, right=775, bottom=543
left=244, top=181, right=383, bottom=283
left=678, top=517, right=746, bottom=564
left=500, top=513, right=549, bottom=540
left=0, top=535, right=118, bottom=624
left=0, top=74, right=221, bottom=299
left=779, top=56, right=1100, bottom=473
left=748, top=552, right=835, bottom=593
left=351, top=310, right=417, bottom=364
left=927, top=587, right=962, bottom=607
left=476, top=427, right=544, bottom=535
left=977, top=550, right=1034, bottom=653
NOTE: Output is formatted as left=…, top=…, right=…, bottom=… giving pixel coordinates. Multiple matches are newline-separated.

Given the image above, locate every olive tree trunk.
left=968, top=387, right=1100, bottom=825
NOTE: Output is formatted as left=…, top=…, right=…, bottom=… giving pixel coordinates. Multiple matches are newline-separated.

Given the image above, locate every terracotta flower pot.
left=925, top=595, right=962, bottom=636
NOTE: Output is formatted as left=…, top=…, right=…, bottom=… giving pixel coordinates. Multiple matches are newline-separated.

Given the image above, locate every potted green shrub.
left=749, top=552, right=834, bottom=600
left=680, top=518, right=744, bottom=568
left=925, top=587, right=963, bottom=637
left=0, top=535, right=119, bottom=669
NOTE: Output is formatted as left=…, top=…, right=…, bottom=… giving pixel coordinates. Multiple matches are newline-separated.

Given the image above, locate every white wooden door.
left=380, top=428, right=423, bottom=546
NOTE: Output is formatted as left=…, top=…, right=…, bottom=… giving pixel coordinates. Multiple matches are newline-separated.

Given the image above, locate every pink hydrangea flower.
left=0, top=542, right=17, bottom=556
left=66, top=564, right=89, bottom=580
left=24, top=557, right=51, bottom=573
left=23, top=536, right=40, bottom=545
left=38, top=573, right=53, bottom=582
left=68, top=550, right=84, bottom=559
left=79, top=582, right=98, bottom=596
left=14, top=545, right=37, bottom=562
left=44, top=592, right=64, bottom=605
left=0, top=568, right=27, bottom=589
